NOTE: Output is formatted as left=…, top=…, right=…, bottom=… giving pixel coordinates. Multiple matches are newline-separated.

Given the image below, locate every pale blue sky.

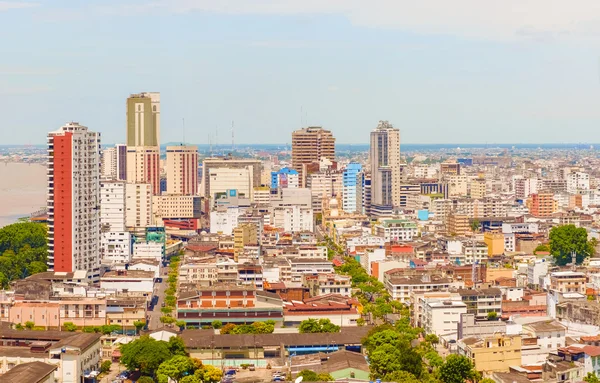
left=2, top=0, right=600, bottom=145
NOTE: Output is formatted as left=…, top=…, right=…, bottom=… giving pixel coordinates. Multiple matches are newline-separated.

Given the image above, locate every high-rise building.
left=47, top=122, right=101, bottom=280
left=291, top=127, right=335, bottom=187
left=530, top=192, right=555, bottom=217
left=370, top=120, right=400, bottom=215
left=125, top=183, right=153, bottom=229
left=126, top=92, right=161, bottom=194
left=166, top=145, right=199, bottom=195
left=99, top=180, right=132, bottom=265
left=342, top=163, right=362, bottom=214
left=101, top=144, right=127, bottom=180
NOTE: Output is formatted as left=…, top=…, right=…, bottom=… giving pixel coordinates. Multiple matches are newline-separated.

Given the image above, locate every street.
left=148, top=271, right=168, bottom=331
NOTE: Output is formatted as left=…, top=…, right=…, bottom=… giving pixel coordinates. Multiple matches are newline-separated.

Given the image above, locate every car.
left=249, top=365, right=255, bottom=371
left=273, top=377, right=284, bottom=382
left=225, top=370, right=237, bottom=376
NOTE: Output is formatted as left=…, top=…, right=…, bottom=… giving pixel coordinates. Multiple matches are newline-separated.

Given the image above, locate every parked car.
left=249, top=365, right=255, bottom=371
left=225, top=369, right=237, bottom=376
left=273, top=377, right=284, bottom=382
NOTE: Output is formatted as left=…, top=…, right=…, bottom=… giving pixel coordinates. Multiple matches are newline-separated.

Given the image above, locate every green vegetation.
left=63, top=322, right=77, bottom=332
left=297, top=370, right=334, bottom=382
left=549, top=224, right=595, bottom=265
left=120, top=335, right=187, bottom=377
left=136, top=377, right=155, bottom=383
left=584, top=372, right=600, bottom=383
left=134, top=320, right=146, bottom=334
left=0, top=222, right=48, bottom=287
left=100, top=360, right=112, bottom=373
left=298, top=318, right=340, bottom=333
left=487, top=311, right=498, bottom=321
left=211, top=320, right=222, bottom=329
left=439, top=354, right=478, bottom=383
left=81, top=324, right=121, bottom=334
left=220, top=320, right=275, bottom=334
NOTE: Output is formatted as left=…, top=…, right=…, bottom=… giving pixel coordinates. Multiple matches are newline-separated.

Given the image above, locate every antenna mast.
left=231, top=121, right=235, bottom=151
left=182, top=118, right=186, bottom=145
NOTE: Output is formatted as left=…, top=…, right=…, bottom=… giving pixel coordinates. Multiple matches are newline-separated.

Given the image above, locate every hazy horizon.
left=3, top=1, right=600, bottom=145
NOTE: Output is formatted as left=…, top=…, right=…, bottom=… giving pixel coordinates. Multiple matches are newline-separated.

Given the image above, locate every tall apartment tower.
left=369, top=120, right=400, bottom=215
left=126, top=92, right=161, bottom=195
left=291, top=127, right=335, bottom=187
left=47, top=122, right=101, bottom=280
left=101, top=144, right=127, bottom=180
left=166, top=145, right=199, bottom=195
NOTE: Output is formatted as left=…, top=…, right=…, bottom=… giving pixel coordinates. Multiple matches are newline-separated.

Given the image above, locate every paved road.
left=148, top=270, right=168, bottom=331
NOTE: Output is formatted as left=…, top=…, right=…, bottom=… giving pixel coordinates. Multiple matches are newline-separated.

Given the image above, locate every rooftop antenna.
left=215, top=126, right=219, bottom=154
left=209, top=133, right=212, bottom=156
left=231, top=121, right=235, bottom=152
left=182, top=118, right=186, bottom=145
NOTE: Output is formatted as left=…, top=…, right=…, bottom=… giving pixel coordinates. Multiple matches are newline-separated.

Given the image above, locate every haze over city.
left=3, top=0, right=600, bottom=144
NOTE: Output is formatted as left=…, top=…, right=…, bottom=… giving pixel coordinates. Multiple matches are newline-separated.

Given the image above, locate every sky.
left=3, top=1, right=600, bottom=145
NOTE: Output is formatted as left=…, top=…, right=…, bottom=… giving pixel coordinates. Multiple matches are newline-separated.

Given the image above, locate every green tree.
left=180, top=376, right=202, bottom=383
left=101, top=324, right=121, bottom=335
left=120, top=336, right=173, bottom=376
left=211, top=320, right=222, bottom=329
left=134, top=321, right=146, bottom=334
left=27, top=261, right=47, bottom=275
left=368, top=342, right=422, bottom=379
left=136, top=377, right=155, bottom=383
left=168, top=335, right=188, bottom=356
left=194, top=364, right=222, bottom=383
left=470, top=219, right=480, bottom=233
left=534, top=244, right=550, bottom=254
left=424, top=334, right=439, bottom=345
left=100, top=360, right=112, bottom=373
left=480, top=379, right=496, bottom=383
left=584, top=372, right=600, bottom=383
left=63, top=322, right=77, bottom=332
left=176, top=320, right=187, bottom=330
left=487, top=311, right=498, bottom=321
left=161, top=307, right=173, bottom=315
left=156, top=355, right=194, bottom=383
left=299, top=318, right=340, bottom=333
left=382, top=371, right=421, bottom=383
left=220, top=323, right=236, bottom=334
left=549, top=224, right=595, bottom=265
left=160, top=316, right=176, bottom=324
left=439, top=354, right=476, bottom=383
left=24, top=321, right=35, bottom=330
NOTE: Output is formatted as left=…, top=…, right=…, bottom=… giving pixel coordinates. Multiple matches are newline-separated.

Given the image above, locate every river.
left=0, top=162, right=47, bottom=227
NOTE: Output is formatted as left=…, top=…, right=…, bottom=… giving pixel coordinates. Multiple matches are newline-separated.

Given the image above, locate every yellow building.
left=470, top=176, right=487, bottom=199
left=446, top=213, right=470, bottom=236
left=484, top=232, right=505, bottom=256
left=458, top=334, right=522, bottom=373
left=233, top=224, right=258, bottom=261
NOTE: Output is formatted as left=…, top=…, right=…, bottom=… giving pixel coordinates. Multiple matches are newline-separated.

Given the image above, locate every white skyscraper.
left=369, top=120, right=400, bottom=216
left=47, top=122, right=101, bottom=280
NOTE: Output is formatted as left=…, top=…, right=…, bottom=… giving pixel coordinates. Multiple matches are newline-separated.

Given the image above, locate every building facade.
left=370, top=120, right=401, bottom=214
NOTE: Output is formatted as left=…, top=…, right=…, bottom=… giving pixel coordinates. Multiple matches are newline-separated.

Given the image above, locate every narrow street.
left=148, top=271, right=168, bottom=331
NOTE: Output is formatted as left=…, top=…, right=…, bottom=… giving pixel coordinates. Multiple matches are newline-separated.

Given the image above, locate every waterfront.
left=0, top=162, right=46, bottom=227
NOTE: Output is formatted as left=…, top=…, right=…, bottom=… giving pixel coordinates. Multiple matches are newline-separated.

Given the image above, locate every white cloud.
left=146, top=0, right=600, bottom=41
left=0, top=1, right=38, bottom=11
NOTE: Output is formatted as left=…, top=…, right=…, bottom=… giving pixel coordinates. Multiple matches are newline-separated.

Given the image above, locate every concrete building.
left=530, top=192, right=555, bottom=217
left=291, top=127, right=336, bottom=187
left=527, top=259, right=548, bottom=287
left=458, top=334, right=522, bottom=373
left=100, top=270, right=154, bottom=293
left=483, top=232, right=504, bottom=256
left=271, top=167, right=299, bottom=189
left=233, top=224, right=258, bottom=262
left=457, top=288, right=502, bottom=319
left=47, top=122, right=101, bottom=281
left=152, top=195, right=201, bottom=220
left=523, top=320, right=566, bottom=351
left=385, top=273, right=453, bottom=304
left=342, top=163, right=362, bottom=214
left=423, top=300, right=467, bottom=338
left=202, top=157, right=261, bottom=204
left=166, top=145, right=198, bottom=195
left=446, top=213, right=470, bottom=236
left=470, top=176, right=487, bottom=199
left=370, top=120, right=401, bottom=214
left=126, top=92, right=160, bottom=194
left=125, top=182, right=153, bottom=229
left=567, top=172, right=590, bottom=194
left=306, top=171, right=343, bottom=213
left=100, top=144, right=126, bottom=180
left=374, top=219, right=418, bottom=242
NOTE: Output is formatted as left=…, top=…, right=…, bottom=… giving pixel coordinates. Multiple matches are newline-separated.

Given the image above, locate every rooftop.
left=0, top=361, right=57, bottom=383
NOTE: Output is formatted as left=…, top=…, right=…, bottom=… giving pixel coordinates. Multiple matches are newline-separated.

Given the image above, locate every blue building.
left=270, top=167, right=299, bottom=189
left=342, top=163, right=362, bottom=213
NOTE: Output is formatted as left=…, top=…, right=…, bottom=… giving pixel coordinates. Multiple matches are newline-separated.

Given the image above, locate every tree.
left=424, top=334, right=439, bottom=345
left=24, top=321, right=35, bottom=330
left=382, top=371, right=421, bottom=383
left=161, top=307, right=173, bottom=315
left=134, top=321, right=146, bottom=334
left=211, top=320, right=222, bottom=329
left=439, top=354, right=476, bottom=383
left=120, top=336, right=173, bottom=376
left=534, top=244, right=550, bottom=254
left=299, top=318, right=340, bottom=333
left=100, top=360, right=112, bottom=373
left=487, top=311, right=498, bottom=321
left=27, top=261, right=47, bottom=275
left=585, top=372, right=600, bottom=383
left=160, top=316, right=176, bottom=324
left=137, top=377, right=155, bottom=383
left=480, top=379, right=496, bottom=383
left=549, top=224, right=595, bottom=265
left=470, top=219, right=480, bottom=233
left=180, top=376, right=202, bottom=383
left=14, top=323, right=23, bottom=330
left=220, top=323, right=236, bottom=334
left=101, top=324, right=121, bottom=335
left=63, top=322, right=77, bottom=332
left=195, top=364, right=222, bottom=383
left=168, top=335, right=188, bottom=356
left=176, top=320, right=187, bottom=330
left=156, top=355, right=194, bottom=383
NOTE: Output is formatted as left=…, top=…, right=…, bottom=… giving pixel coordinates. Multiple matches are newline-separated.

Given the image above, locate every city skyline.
left=3, top=1, right=600, bottom=145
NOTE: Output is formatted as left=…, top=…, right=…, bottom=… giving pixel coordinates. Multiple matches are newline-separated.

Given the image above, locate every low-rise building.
left=303, top=274, right=352, bottom=297
left=457, top=288, right=502, bottom=320
left=457, top=334, right=522, bottom=373
left=523, top=320, right=566, bottom=352
left=423, top=300, right=467, bottom=340
left=385, top=272, right=453, bottom=304
left=100, top=270, right=154, bottom=294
